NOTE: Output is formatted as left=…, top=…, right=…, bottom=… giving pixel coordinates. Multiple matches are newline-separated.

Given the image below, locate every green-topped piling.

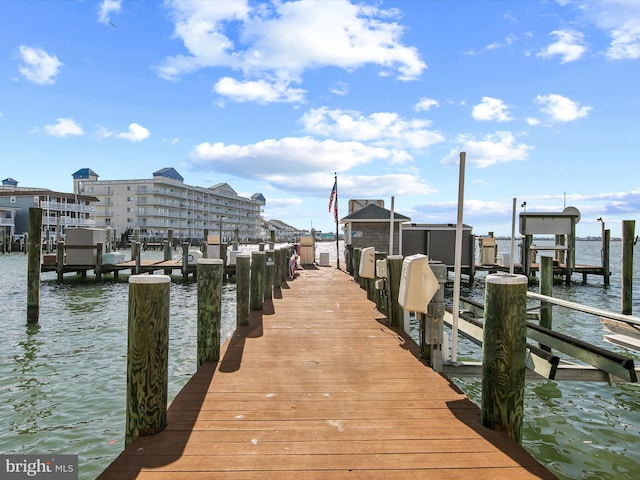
left=126, top=274, right=170, bottom=446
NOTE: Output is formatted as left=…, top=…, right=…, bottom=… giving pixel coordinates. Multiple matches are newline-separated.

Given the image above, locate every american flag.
left=328, top=179, right=337, bottom=220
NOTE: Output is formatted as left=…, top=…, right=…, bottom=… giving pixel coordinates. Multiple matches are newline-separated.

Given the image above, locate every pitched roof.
left=153, top=167, right=184, bottom=182
left=340, top=203, right=410, bottom=222
left=71, top=168, right=99, bottom=179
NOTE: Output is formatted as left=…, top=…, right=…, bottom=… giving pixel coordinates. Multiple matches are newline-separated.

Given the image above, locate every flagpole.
left=334, top=173, right=340, bottom=270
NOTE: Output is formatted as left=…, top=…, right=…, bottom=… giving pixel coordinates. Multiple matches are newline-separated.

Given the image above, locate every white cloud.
left=606, top=20, right=640, bottom=59
left=213, top=77, right=305, bottom=104
left=18, top=45, right=62, bottom=85
left=441, top=131, right=533, bottom=168
left=190, top=136, right=392, bottom=179
left=301, top=107, right=444, bottom=151
left=535, top=94, right=591, bottom=122
left=330, top=82, right=349, bottom=96
left=569, top=0, right=640, bottom=60
left=486, top=35, right=516, bottom=51
left=415, top=97, right=439, bottom=112
left=99, top=123, right=150, bottom=142
left=335, top=173, right=436, bottom=197
left=43, top=118, right=84, bottom=137
left=471, top=97, right=513, bottom=122
left=159, top=0, right=426, bottom=103
left=98, top=0, right=121, bottom=25
left=537, top=29, right=586, bottom=63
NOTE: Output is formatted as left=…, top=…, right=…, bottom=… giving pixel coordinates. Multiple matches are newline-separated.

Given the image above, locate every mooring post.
left=373, top=251, right=387, bottom=312
left=622, top=220, right=635, bottom=315
left=236, top=254, right=251, bottom=327
left=352, top=248, right=361, bottom=283
left=273, top=248, right=281, bottom=290
left=481, top=273, right=528, bottom=443
left=539, top=256, right=553, bottom=352
left=167, top=229, right=174, bottom=252
left=197, top=259, right=223, bottom=367
left=264, top=249, right=274, bottom=302
left=96, top=242, right=104, bottom=281
left=134, top=241, right=141, bottom=275
left=386, top=255, right=404, bottom=328
left=182, top=242, right=189, bottom=285
left=27, top=207, right=43, bottom=324
left=250, top=251, right=265, bottom=311
left=56, top=240, right=65, bottom=282
left=602, top=228, right=610, bottom=286
left=126, top=274, right=170, bottom=446
left=424, top=262, right=447, bottom=371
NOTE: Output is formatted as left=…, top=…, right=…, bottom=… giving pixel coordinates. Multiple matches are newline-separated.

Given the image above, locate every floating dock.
left=98, top=264, right=556, bottom=479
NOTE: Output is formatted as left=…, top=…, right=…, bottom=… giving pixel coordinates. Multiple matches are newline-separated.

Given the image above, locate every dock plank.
left=98, top=264, right=556, bottom=479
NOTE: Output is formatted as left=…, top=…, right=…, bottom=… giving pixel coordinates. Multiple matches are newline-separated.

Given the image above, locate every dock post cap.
left=197, top=258, right=224, bottom=265
left=236, top=253, right=251, bottom=258
left=486, top=273, right=528, bottom=285
left=129, top=274, right=171, bottom=284
left=387, top=254, right=404, bottom=260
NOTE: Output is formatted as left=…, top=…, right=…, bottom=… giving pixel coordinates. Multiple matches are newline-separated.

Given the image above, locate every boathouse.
left=402, top=223, right=475, bottom=270
left=340, top=202, right=410, bottom=255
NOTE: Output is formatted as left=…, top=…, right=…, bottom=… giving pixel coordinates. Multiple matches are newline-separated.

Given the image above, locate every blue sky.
left=1, top=0, right=639, bottom=237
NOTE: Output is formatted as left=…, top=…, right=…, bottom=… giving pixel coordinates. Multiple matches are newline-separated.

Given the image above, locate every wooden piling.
left=273, top=248, right=281, bottom=289
left=373, top=251, right=387, bottom=312
left=134, top=242, right=141, bottom=275
left=56, top=240, right=65, bottom=282
left=182, top=242, right=189, bottom=285
left=539, top=256, right=553, bottom=351
left=622, top=220, right=635, bottom=315
left=27, top=207, right=43, bottom=324
left=236, top=254, right=251, bottom=327
left=481, top=273, right=528, bottom=443
left=264, top=250, right=274, bottom=301
left=424, top=262, right=447, bottom=371
left=523, top=234, right=533, bottom=279
left=250, top=251, right=265, bottom=311
left=197, top=259, right=223, bottom=367
left=126, top=274, right=170, bottom=446
left=96, top=242, right=104, bottom=281
left=603, top=228, right=610, bottom=286
left=353, top=248, right=361, bottom=283
left=387, top=255, right=404, bottom=328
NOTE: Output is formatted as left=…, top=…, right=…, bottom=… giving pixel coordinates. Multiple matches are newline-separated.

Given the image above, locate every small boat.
left=601, top=317, right=640, bottom=351
left=600, top=317, right=640, bottom=339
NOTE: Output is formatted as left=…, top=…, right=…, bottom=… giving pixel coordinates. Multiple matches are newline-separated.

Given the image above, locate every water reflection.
left=8, top=323, right=54, bottom=435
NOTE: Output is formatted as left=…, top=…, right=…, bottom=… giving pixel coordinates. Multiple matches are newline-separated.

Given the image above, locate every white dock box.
left=65, top=228, right=105, bottom=265
left=319, top=252, right=330, bottom=266
left=359, top=247, right=375, bottom=279
left=398, top=254, right=440, bottom=313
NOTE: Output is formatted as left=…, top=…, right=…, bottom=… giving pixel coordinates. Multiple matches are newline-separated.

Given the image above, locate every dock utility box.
left=65, top=228, right=105, bottom=265
left=398, top=254, right=440, bottom=313
left=359, top=247, right=375, bottom=279
left=402, top=224, right=474, bottom=268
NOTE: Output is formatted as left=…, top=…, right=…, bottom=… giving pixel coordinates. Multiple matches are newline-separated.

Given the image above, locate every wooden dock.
left=98, top=264, right=556, bottom=479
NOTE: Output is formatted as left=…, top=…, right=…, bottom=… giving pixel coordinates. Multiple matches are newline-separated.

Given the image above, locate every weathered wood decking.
left=98, top=264, right=556, bottom=479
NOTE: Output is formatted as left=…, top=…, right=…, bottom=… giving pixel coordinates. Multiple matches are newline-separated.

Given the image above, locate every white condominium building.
left=72, top=168, right=265, bottom=241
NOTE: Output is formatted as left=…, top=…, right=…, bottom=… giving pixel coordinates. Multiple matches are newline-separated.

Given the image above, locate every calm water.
left=1, top=240, right=639, bottom=479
